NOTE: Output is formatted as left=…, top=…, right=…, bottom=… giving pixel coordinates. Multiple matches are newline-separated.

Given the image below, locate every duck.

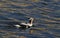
left=14, top=18, right=34, bottom=28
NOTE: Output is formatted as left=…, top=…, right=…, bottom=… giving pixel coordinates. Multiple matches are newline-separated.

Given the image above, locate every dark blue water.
left=0, top=0, right=60, bottom=38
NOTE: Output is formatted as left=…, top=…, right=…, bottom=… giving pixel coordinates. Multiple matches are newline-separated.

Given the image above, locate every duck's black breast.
left=20, top=24, right=30, bottom=28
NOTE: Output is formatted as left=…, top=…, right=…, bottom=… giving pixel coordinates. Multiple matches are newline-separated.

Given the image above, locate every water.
left=0, top=0, right=60, bottom=38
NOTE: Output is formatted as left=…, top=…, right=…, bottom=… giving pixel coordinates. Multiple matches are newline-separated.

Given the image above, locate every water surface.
left=0, top=0, right=60, bottom=38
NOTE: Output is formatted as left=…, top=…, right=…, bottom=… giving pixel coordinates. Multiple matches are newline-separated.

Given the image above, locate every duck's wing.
left=20, top=23, right=30, bottom=26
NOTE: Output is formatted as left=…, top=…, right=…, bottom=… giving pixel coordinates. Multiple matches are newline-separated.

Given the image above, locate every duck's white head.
left=29, top=18, right=34, bottom=24
left=29, top=18, right=33, bottom=20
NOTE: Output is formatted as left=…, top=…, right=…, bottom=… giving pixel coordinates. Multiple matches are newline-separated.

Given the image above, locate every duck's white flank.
left=14, top=18, right=34, bottom=28
left=14, top=25, right=21, bottom=28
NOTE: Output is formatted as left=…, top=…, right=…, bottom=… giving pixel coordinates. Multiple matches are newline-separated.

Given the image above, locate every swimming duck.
left=14, top=18, right=34, bottom=28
